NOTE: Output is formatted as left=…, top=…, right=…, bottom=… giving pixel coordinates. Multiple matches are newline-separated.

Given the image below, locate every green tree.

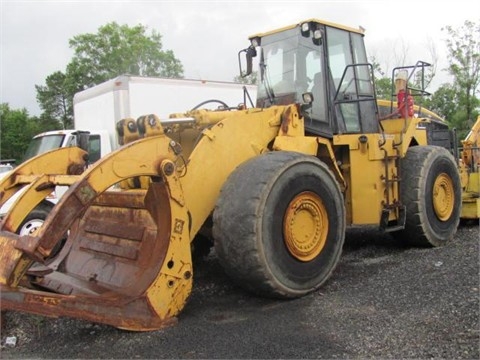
left=35, top=71, right=71, bottom=129
left=370, top=56, right=392, bottom=100
left=374, top=77, right=393, bottom=100
left=67, top=22, right=183, bottom=89
left=442, top=20, right=480, bottom=126
left=423, top=84, right=458, bottom=121
left=36, top=22, right=184, bottom=129
left=0, top=104, right=42, bottom=163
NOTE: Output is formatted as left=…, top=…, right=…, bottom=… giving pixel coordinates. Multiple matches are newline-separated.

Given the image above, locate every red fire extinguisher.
left=397, top=89, right=414, bottom=118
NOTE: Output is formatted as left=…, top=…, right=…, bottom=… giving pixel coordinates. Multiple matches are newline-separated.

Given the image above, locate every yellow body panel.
left=333, top=134, right=399, bottom=225
left=273, top=136, right=318, bottom=155
left=465, top=172, right=480, bottom=194
left=459, top=115, right=480, bottom=219
left=180, top=106, right=287, bottom=237
left=461, top=173, right=480, bottom=219
left=461, top=197, right=480, bottom=219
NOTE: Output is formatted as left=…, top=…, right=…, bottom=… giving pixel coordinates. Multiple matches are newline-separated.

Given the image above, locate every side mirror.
left=238, top=45, right=257, bottom=77
left=73, top=130, right=90, bottom=152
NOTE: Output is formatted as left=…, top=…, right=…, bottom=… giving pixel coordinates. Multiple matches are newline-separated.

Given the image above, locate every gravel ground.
left=0, top=222, right=478, bottom=359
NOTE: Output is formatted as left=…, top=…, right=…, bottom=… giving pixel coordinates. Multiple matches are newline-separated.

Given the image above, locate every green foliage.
left=371, top=19, right=479, bottom=146
left=374, top=77, right=393, bottom=100
left=1, top=104, right=38, bottom=163
left=1, top=103, right=64, bottom=163
left=35, top=71, right=72, bottom=129
left=422, top=84, right=458, bottom=121
left=36, top=22, right=184, bottom=129
left=370, top=56, right=393, bottom=100
left=67, top=22, right=183, bottom=88
left=370, top=56, right=436, bottom=103
left=442, top=20, right=480, bottom=125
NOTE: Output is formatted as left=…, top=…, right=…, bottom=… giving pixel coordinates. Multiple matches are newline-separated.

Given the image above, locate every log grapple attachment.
left=0, top=131, right=194, bottom=330
left=0, top=106, right=288, bottom=330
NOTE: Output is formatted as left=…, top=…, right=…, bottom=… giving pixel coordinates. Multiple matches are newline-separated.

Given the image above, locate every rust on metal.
left=74, top=182, right=98, bottom=205
left=281, top=105, right=293, bottom=134
left=0, top=134, right=195, bottom=330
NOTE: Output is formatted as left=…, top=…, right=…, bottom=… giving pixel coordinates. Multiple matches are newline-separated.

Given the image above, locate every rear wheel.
left=396, top=146, right=461, bottom=247
left=213, top=151, right=345, bottom=299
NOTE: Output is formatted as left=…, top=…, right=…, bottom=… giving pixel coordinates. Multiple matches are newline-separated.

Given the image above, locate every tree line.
left=1, top=20, right=479, bottom=163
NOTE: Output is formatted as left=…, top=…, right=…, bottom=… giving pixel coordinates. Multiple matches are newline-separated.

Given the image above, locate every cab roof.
left=248, top=18, right=365, bottom=40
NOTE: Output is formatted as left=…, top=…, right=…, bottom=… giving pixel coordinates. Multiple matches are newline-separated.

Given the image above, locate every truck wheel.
left=17, top=201, right=64, bottom=260
left=213, top=151, right=345, bottom=299
left=17, top=201, right=53, bottom=236
left=396, top=146, right=461, bottom=247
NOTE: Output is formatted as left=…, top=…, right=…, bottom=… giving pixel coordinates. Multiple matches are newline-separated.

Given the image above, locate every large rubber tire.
left=213, top=151, right=345, bottom=299
left=396, top=146, right=461, bottom=247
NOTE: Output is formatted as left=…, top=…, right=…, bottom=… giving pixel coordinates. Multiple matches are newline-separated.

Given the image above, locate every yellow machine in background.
left=459, top=115, right=480, bottom=219
left=0, top=19, right=462, bottom=331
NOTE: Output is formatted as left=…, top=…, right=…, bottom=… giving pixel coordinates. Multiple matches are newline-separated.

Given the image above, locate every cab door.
left=326, top=27, right=378, bottom=134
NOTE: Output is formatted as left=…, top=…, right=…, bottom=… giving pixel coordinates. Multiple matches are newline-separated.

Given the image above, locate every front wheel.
left=396, top=146, right=461, bottom=247
left=17, top=201, right=53, bottom=236
left=213, top=151, right=346, bottom=299
left=17, top=200, right=65, bottom=260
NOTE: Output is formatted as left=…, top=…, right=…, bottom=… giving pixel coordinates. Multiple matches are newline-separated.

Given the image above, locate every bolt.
left=163, top=162, right=174, bottom=176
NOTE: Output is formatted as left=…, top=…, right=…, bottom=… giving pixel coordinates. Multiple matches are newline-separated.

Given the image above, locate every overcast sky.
left=1, top=0, right=478, bottom=116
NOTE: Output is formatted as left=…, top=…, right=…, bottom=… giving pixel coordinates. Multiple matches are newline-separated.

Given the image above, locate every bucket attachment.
left=0, top=134, right=193, bottom=331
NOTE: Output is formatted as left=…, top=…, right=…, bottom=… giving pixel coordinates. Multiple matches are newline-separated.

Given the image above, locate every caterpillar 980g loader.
left=0, top=19, right=461, bottom=331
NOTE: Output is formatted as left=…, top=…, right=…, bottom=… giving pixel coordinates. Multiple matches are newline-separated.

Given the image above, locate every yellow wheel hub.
left=283, top=191, right=328, bottom=262
left=432, top=173, right=455, bottom=221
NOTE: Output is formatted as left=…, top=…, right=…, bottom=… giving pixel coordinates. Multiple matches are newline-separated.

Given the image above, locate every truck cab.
left=23, top=129, right=112, bottom=164
left=0, top=130, right=112, bottom=231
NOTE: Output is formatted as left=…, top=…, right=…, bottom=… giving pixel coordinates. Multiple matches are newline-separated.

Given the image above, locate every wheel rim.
left=283, top=191, right=328, bottom=262
left=432, top=173, right=455, bottom=221
left=19, top=219, right=44, bottom=236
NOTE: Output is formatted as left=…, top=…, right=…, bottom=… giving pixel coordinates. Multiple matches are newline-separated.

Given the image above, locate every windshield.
left=23, top=134, right=65, bottom=162
left=257, top=28, right=300, bottom=106
left=0, top=165, right=13, bottom=174
left=251, top=21, right=377, bottom=136
left=261, top=31, right=297, bottom=93
left=256, top=28, right=325, bottom=117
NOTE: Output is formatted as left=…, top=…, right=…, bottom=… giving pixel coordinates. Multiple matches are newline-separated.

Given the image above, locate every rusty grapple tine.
left=0, top=147, right=88, bottom=286
left=0, top=135, right=193, bottom=331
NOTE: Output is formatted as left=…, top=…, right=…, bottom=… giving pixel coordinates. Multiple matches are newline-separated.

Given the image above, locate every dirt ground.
left=1, top=223, right=479, bottom=359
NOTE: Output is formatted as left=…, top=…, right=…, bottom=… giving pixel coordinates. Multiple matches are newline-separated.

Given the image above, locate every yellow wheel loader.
left=0, top=19, right=461, bottom=331
left=459, top=115, right=480, bottom=219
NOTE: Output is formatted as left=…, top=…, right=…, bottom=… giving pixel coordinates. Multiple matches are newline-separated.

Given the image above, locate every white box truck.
left=73, top=75, right=257, bottom=153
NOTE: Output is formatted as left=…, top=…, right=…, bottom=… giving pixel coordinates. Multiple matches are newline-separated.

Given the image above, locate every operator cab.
left=240, top=19, right=378, bottom=137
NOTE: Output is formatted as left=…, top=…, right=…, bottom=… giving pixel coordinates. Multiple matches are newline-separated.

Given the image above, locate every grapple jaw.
left=0, top=105, right=288, bottom=330
left=0, top=133, right=193, bottom=331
